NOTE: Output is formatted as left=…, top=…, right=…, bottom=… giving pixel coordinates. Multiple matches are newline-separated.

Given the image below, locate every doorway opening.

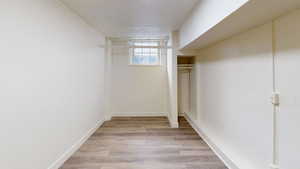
left=177, top=56, right=194, bottom=119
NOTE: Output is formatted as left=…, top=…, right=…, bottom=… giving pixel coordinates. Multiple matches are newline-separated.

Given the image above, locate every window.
left=129, top=41, right=161, bottom=66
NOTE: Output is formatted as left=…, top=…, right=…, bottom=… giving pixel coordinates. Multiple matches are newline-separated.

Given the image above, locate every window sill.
left=128, top=64, right=162, bottom=67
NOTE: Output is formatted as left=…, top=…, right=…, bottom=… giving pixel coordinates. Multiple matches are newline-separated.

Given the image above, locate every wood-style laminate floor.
left=60, top=117, right=227, bottom=169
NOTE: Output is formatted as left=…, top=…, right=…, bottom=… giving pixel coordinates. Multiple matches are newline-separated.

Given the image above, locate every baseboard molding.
left=112, top=112, right=167, bottom=117
left=178, top=113, right=185, bottom=117
left=104, top=114, right=112, bottom=121
left=47, top=119, right=104, bottom=169
left=167, top=113, right=179, bottom=128
left=184, top=113, right=240, bottom=169
left=169, top=120, right=179, bottom=128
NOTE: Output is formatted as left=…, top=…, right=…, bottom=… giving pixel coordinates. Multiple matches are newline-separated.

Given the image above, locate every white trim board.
left=47, top=119, right=104, bottom=169
left=111, top=112, right=167, bottom=117
left=167, top=112, right=179, bottom=128
left=169, top=120, right=179, bottom=128
left=184, top=113, right=240, bottom=169
left=178, top=112, right=185, bottom=117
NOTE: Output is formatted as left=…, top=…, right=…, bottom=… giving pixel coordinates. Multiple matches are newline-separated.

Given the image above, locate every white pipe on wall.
left=270, top=20, right=279, bottom=169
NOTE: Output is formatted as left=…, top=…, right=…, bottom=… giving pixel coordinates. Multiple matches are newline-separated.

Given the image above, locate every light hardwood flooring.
left=60, top=117, right=227, bottom=169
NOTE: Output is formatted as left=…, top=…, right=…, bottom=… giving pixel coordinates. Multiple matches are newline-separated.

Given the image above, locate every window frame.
left=129, top=40, right=162, bottom=66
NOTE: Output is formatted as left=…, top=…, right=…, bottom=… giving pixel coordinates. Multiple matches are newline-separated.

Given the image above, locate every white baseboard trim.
left=111, top=112, right=167, bottom=117
left=47, top=119, right=104, bottom=169
left=104, top=114, right=112, bottom=121
left=184, top=113, right=240, bottom=169
left=169, top=120, right=179, bottom=128
left=167, top=113, right=179, bottom=128
left=178, top=112, right=185, bottom=117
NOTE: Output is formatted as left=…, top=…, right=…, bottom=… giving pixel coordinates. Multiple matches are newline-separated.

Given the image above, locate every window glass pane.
left=149, top=56, right=158, bottom=64
left=144, top=48, right=150, bottom=54
left=136, top=55, right=143, bottom=64
left=151, top=48, right=157, bottom=53
left=132, top=56, right=139, bottom=64
left=130, top=41, right=161, bottom=65
left=134, top=48, right=142, bottom=53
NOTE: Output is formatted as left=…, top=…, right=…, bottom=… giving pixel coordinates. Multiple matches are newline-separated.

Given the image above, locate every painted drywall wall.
left=275, top=9, right=300, bottom=169
left=166, top=31, right=179, bottom=127
left=166, top=49, right=178, bottom=126
left=179, top=0, right=248, bottom=48
left=187, top=66, right=198, bottom=121
left=188, top=8, right=300, bottom=169
left=178, top=71, right=190, bottom=115
left=0, top=1, right=106, bottom=169
left=104, top=38, right=113, bottom=121
left=189, top=23, right=274, bottom=169
left=110, top=40, right=168, bottom=116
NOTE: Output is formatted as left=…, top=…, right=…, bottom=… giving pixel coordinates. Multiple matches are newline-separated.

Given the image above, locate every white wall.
left=110, top=40, right=168, bottom=116
left=166, top=32, right=179, bottom=127
left=0, top=1, right=106, bottom=169
left=188, top=8, right=300, bottom=169
left=190, top=23, right=274, bottom=169
left=104, top=38, right=113, bottom=120
left=179, top=0, right=248, bottom=48
left=166, top=49, right=178, bottom=126
left=275, top=10, right=300, bottom=169
left=178, top=71, right=190, bottom=115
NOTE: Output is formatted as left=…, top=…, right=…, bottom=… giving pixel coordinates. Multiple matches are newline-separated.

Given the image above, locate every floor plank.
left=60, top=117, right=227, bottom=169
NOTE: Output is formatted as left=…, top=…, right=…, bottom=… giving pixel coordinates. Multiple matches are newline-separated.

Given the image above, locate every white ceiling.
left=61, top=0, right=200, bottom=38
